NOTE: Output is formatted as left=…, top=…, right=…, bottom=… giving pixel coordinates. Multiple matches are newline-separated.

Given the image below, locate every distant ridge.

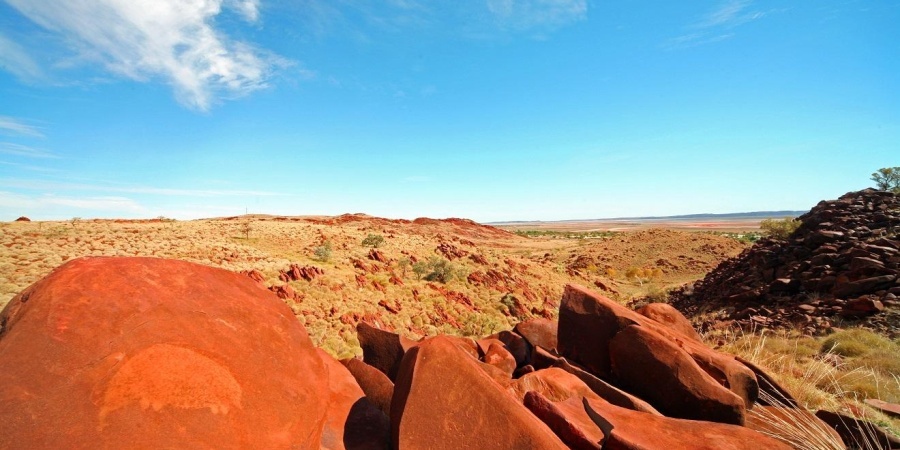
left=488, top=211, right=806, bottom=225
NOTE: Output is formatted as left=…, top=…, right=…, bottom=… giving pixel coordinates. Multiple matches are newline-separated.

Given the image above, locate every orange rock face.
left=0, top=257, right=329, bottom=449
left=391, top=336, right=569, bottom=450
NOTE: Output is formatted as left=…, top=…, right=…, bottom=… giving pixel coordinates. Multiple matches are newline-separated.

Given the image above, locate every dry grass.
left=716, top=327, right=900, bottom=445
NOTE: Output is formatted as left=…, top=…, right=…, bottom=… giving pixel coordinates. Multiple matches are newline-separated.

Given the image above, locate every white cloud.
left=0, top=191, right=146, bottom=215
left=0, top=178, right=285, bottom=197
left=486, top=0, right=587, bottom=30
left=0, top=116, right=44, bottom=138
left=4, top=0, right=284, bottom=110
left=665, top=0, right=765, bottom=49
left=0, top=143, right=56, bottom=158
left=0, top=33, right=46, bottom=83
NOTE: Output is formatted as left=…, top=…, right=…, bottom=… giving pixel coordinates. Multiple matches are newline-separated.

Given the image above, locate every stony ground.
left=0, top=215, right=746, bottom=357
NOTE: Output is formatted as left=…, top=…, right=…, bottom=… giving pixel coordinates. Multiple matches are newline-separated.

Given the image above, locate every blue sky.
left=0, top=0, right=897, bottom=222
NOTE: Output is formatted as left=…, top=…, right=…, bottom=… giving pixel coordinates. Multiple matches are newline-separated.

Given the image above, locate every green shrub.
left=423, top=257, right=456, bottom=283
left=760, top=217, right=800, bottom=240
left=361, top=234, right=384, bottom=248
left=313, top=241, right=332, bottom=262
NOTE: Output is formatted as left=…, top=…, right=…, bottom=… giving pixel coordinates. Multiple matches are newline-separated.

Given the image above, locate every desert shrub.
left=312, top=241, right=332, bottom=262
left=412, top=261, right=428, bottom=280
left=759, top=217, right=800, bottom=240
left=361, top=234, right=384, bottom=248
left=423, top=257, right=457, bottom=283
left=644, top=285, right=669, bottom=304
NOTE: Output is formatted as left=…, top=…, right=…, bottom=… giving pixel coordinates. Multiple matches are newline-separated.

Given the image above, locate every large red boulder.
left=558, top=284, right=758, bottom=409
left=391, top=336, right=568, bottom=449
left=552, top=358, right=661, bottom=415
left=636, top=302, right=702, bottom=341
left=524, top=392, right=605, bottom=450
left=0, top=257, right=329, bottom=449
left=340, top=358, right=394, bottom=417
left=609, top=324, right=746, bottom=425
left=508, top=367, right=599, bottom=403
left=357, top=322, right=416, bottom=381
left=584, top=397, right=793, bottom=450
left=317, top=350, right=390, bottom=450
left=514, top=317, right=558, bottom=351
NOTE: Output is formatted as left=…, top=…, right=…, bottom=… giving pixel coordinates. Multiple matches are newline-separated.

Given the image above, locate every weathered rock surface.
left=558, top=283, right=758, bottom=422
left=0, top=257, right=329, bottom=449
left=584, top=397, right=793, bottom=450
left=357, top=322, right=416, bottom=381
left=317, top=350, right=390, bottom=450
left=340, top=357, right=395, bottom=417
left=636, top=302, right=702, bottom=341
left=390, top=336, right=569, bottom=449
left=609, top=324, right=746, bottom=425
left=672, top=189, right=900, bottom=336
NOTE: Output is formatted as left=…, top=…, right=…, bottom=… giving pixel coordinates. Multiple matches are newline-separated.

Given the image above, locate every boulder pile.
left=2, top=257, right=875, bottom=448
left=672, top=189, right=900, bottom=336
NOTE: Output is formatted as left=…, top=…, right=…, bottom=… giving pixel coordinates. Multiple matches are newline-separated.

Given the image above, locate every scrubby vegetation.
left=514, top=229, right=618, bottom=239
left=760, top=217, right=801, bottom=240
left=718, top=328, right=900, bottom=439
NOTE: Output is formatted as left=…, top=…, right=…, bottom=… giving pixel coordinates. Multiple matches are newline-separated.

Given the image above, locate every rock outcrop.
left=0, top=258, right=864, bottom=449
left=672, top=189, right=900, bottom=335
left=0, top=257, right=330, bottom=449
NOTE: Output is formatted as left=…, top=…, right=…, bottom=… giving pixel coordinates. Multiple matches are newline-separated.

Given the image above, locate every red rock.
left=552, top=358, right=661, bottom=415
left=340, top=358, right=394, bottom=417
left=391, top=336, right=568, bottom=449
left=0, top=257, right=328, bottom=449
left=735, top=356, right=798, bottom=407
left=584, top=397, right=792, bottom=450
left=815, top=410, right=900, bottom=449
left=317, top=350, right=390, bottom=450
left=609, top=324, right=746, bottom=425
left=14, top=216, right=30, bottom=221
left=532, top=344, right=563, bottom=370
left=558, top=284, right=758, bottom=409
left=866, top=398, right=900, bottom=418
left=508, top=367, right=598, bottom=403
left=487, top=330, right=530, bottom=367
left=746, top=406, right=843, bottom=449
left=367, top=249, right=388, bottom=263
left=482, top=342, right=516, bottom=377
left=243, top=268, right=266, bottom=285
left=636, top=302, right=702, bottom=341
left=514, top=317, right=559, bottom=351
left=524, top=392, right=604, bottom=450
left=357, top=322, right=416, bottom=381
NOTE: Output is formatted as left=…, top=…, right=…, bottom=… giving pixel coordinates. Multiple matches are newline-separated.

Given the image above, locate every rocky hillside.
left=672, top=189, right=900, bottom=336
left=4, top=257, right=891, bottom=449
left=0, top=215, right=746, bottom=357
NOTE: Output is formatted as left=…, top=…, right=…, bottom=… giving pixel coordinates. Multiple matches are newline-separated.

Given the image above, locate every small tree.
left=361, top=234, right=385, bottom=248
left=871, top=167, right=900, bottom=194
left=759, top=217, right=800, bottom=240
left=240, top=220, right=252, bottom=240
left=412, top=261, right=428, bottom=280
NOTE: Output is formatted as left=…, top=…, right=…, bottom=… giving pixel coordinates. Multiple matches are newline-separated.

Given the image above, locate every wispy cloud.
left=665, top=0, right=766, bottom=50
left=0, top=191, right=146, bottom=214
left=486, top=0, right=587, bottom=31
left=0, top=33, right=46, bottom=83
left=0, top=116, right=44, bottom=138
left=0, top=178, right=285, bottom=197
left=4, top=0, right=287, bottom=110
left=0, top=143, right=57, bottom=158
